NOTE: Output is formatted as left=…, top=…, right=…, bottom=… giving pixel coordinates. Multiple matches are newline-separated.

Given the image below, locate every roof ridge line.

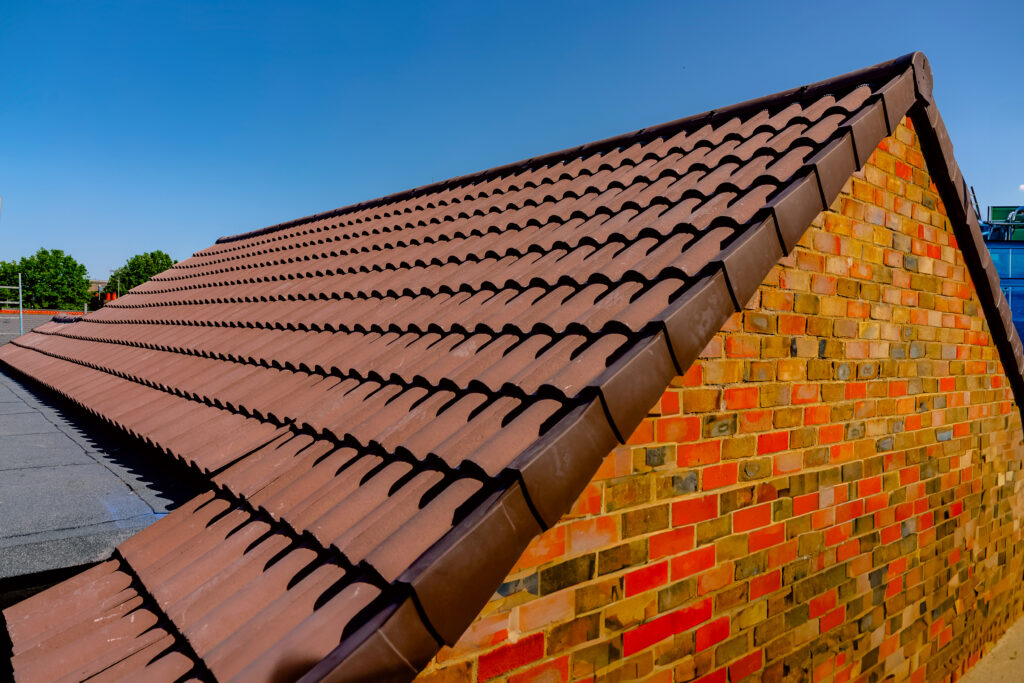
left=213, top=53, right=923, bottom=246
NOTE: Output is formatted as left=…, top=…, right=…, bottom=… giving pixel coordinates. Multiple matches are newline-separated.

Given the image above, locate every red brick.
left=824, top=522, right=851, bottom=547
left=819, top=605, right=845, bottom=633
left=678, top=440, right=721, bottom=467
left=880, top=523, right=901, bottom=544
left=673, top=495, right=718, bottom=526
left=649, top=527, right=695, bottom=560
left=622, top=613, right=676, bottom=657
left=845, top=382, right=866, bottom=399
left=768, top=540, right=798, bottom=569
left=622, top=598, right=712, bottom=656
left=809, top=590, right=836, bottom=618
left=656, top=415, right=701, bottom=443
left=895, top=502, right=913, bottom=522
left=660, top=391, right=680, bottom=415
left=804, top=405, right=830, bottom=425
left=829, top=442, right=855, bottom=463
left=847, top=301, right=870, bottom=318
left=818, top=424, right=843, bottom=444
left=671, top=545, right=716, bottom=579
left=779, top=314, right=806, bottom=335
left=733, top=502, right=772, bottom=532
left=625, top=561, right=669, bottom=597
left=478, top=633, right=545, bottom=680
left=837, top=539, right=860, bottom=562
left=725, top=336, right=760, bottom=358
left=850, top=552, right=873, bottom=576
left=681, top=365, right=702, bottom=387
left=899, top=466, right=920, bottom=485
left=835, top=500, right=863, bottom=524
left=724, top=386, right=759, bottom=410
left=750, top=569, right=782, bottom=599
left=749, top=522, right=786, bottom=551
left=702, top=462, right=738, bottom=490
left=758, top=431, right=789, bottom=455
left=811, top=508, right=834, bottom=529
left=675, top=596, right=714, bottom=632
left=865, top=492, right=888, bottom=514
left=730, top=649, right=763, bottom=681
left=793, top=492, right=819, bottom=516
left=889, top=380, right=908, bottom=397
left=858, top=476, right=882, bottom=497
left=887, top=557, right=907, bottom=579
left=695, top=616, right=730, bottom=652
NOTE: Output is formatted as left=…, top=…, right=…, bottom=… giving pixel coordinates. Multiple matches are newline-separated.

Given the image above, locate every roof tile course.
left=4, top=52, right=1018, bottom=681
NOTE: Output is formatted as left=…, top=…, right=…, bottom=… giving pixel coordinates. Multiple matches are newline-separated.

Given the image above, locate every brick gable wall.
left=416, top=117, right=1024, bottom=683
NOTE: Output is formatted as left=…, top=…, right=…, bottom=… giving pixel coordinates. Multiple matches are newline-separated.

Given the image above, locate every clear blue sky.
left=1, top=1, right=1022, bottom=278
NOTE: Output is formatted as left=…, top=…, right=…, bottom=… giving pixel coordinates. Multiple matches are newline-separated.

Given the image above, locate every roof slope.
left=3, top=52, right=1020, bottom=682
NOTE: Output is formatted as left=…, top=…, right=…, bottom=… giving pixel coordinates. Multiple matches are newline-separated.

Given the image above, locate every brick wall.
left=416, top=117, right=1024, bottom=683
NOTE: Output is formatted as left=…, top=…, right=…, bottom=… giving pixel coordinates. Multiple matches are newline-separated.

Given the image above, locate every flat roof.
left=0, top=368, right=203, bottom=582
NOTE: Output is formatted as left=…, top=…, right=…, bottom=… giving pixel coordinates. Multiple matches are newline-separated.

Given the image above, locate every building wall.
left=416, top=117, right=1024, bottom=683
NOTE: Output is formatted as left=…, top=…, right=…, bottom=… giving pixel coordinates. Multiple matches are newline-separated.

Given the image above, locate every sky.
left=1, top=1, right=1022, bottom=279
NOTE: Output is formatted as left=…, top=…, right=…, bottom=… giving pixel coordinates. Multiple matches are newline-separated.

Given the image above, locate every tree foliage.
left=108, top=250, right=176, bottom=294
left=0, top=248, right=91, bottom=310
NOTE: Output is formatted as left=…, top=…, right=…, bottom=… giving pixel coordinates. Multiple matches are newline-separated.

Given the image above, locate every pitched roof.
left=3, top=51, right=1020, bottom=682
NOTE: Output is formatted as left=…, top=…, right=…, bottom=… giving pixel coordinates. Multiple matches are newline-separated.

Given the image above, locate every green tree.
left=0, top=248, right=91, bottom=310
left=108, top=250, right=176, bottom=294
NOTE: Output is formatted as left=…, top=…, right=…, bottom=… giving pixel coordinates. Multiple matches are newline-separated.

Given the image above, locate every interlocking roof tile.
left=4, top=51, right=1022, bottom=681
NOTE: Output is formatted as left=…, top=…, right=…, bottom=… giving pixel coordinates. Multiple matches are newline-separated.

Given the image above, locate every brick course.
left=416, top=117, right=1024, bottom=682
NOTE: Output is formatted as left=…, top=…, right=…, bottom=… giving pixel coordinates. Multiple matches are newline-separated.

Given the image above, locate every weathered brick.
left=575, top=577, right=622, bottom=614
left=548, top=613, right=600, bottom=654
left=622, top=505, right=669, bottom=538
left=598, top=540, right=648, bottom=576
left=571, top=638, right=622, bottom=678
left=606, top=477, right=652, bottom=512
left=541, top=555, right=595, bottom=595
left=695, top=516, right=731, bottom=545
